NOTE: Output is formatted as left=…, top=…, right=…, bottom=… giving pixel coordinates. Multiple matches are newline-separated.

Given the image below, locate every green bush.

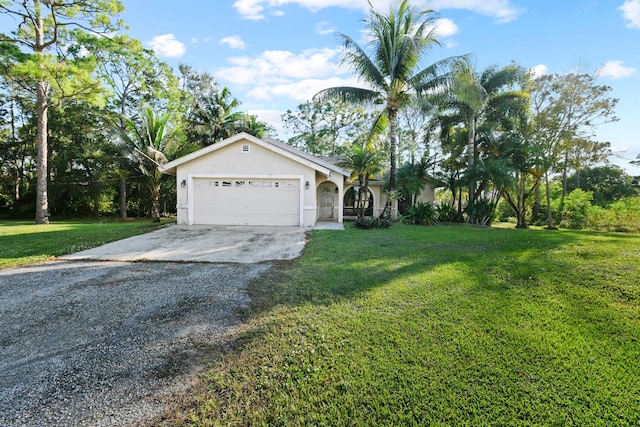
left=465, top=198, right=496, bottom=226
left=354, top=216, right=392, bottom=229
left=589, top=196, right=640, bottom=232
left=436, top=201, right=457, bottom=223
left=560, top=189, right=593, bottom=229
left=495, top=199, right=513, bottom=222
left=404, top=201, right=438, bottom=226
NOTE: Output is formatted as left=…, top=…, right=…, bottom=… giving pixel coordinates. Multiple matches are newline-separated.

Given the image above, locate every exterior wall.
left=415, top=182, right=436, bottom=204
left=175, top=138, right=321, bottom=226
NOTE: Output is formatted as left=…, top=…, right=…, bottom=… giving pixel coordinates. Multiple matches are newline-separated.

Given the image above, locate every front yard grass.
left=172, top=224, right=640, bottom=426
left=0, top=218, right=172, bottom=269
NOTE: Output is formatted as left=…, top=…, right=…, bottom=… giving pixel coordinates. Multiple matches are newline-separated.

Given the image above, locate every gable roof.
left=159, top=132, right=350, bottom=177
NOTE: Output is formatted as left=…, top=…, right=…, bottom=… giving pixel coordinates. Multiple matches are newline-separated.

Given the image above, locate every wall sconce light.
left=305, top=181, right=310, bottom=189
left=335, top=187, right=339, bottom=194
left=180, top=179, right=186, bottom=188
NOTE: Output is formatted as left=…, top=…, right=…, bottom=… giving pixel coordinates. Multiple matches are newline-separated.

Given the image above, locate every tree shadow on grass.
left=247, top=224, right=615, bottom=311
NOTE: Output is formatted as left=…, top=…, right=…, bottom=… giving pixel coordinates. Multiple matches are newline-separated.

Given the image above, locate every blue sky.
left=122, top=1, right=639, bottom=174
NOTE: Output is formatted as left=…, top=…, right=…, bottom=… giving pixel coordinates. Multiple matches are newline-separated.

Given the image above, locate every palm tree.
left=338, top=140, right=385, bottom=218
left=447, top=62, right=529, bottom=203
left=239, top=114, right=272, bottom=138
left=191, top=86, right=245, bottom=145
left=120, top=107, right=188, bottom=222
left=315, top=0, right=462, bottom=218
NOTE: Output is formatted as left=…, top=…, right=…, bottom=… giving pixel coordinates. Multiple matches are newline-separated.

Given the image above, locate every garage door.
left=192, top=178, right=300, bottom=226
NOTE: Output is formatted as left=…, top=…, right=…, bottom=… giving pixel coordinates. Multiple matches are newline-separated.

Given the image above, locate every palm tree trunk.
left=151, top=187, right=161, bottom=222
left=388, top=108, right=398, bottom=219
left=467, top=115, right=476, bottom=205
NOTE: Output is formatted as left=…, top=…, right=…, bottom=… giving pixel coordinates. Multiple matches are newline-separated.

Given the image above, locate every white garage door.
left=192, top=178, right=300, bottom=226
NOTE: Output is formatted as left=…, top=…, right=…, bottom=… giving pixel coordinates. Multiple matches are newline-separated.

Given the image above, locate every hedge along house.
left=159, top=133, right=437, bottom=227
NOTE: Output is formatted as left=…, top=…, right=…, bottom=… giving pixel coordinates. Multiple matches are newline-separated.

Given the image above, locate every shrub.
left=354, top=216, right=392, bottom=229
left=560, top=189, right=593, bottom=229
left=404, top=201, right=438, bottom=226
left=465, top=198, right=496, bottom=226
left=495, top=199, right=513, bottom=222
left=436, top=201, right=457, bottom=223
left=588, top=196, right=640, bottom=232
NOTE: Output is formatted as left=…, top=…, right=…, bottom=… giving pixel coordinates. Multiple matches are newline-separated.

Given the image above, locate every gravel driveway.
left=0, top=259, right=272, bottom=426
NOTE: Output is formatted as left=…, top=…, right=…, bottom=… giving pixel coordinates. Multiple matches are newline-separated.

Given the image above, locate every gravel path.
left=0, top=260, right=271, bottom=426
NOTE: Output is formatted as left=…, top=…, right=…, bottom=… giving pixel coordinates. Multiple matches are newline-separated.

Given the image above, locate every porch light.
left=180, top=179, right=186, bottom=188
left=305, top=181, right=310, bottom=189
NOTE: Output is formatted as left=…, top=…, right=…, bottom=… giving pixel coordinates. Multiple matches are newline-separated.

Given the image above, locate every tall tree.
left=282, top=99, right=374, bottom=156
left=1, top=0, right=125, bottom=223
left=315, top=0, right=461, bottom=218
left=566, top=165, right=637, bottom=207
left=530, top=72, right=618, bottom=228
left=88, top=35, right=179, bottom=218
left=447, top=62, right=530, bottom=204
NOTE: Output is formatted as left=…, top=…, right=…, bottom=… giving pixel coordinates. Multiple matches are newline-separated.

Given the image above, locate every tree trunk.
left=388, top=108, right=398, bottom=219
left=35, top=78, right=49, bottom=224
left=34, top=5, right=49, bottom=224
left=151, top=185, right=160, bottom=222
left=532, top=181, right=541, bottom=222
left=544, top=171, right=554, bottom=229
left=515, top=187, right=528, bottom=229
left=93, top=188, right=100, bottom=217
left=467, top=115, right=476, bottom=204
left=120, top=177, right=127, bottom=219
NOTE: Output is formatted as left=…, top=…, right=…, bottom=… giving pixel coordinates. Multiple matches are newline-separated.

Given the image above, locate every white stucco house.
left=159, top=133, right=435, bottom=227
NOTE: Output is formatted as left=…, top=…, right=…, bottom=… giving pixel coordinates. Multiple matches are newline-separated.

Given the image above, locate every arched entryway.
left=343, top=186, right=373, bottom=217
left=318, top=184, right=338, bottom=220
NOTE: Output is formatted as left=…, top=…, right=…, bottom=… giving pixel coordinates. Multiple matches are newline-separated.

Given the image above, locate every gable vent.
left=241, top=144, right=250, bottom=153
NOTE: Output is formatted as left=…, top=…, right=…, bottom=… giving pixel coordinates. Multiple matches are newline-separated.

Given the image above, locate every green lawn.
left=0, top=218, right=173, bottom=269
left=170, top=224, right=639, bottom=426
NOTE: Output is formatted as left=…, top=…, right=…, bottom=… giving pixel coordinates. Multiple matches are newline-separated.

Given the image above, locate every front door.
left=319, top=187, right=334, bottom=219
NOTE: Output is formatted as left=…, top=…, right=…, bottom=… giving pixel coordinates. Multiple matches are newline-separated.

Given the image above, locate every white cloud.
left=147, top=34, right=186, bottom=58
left=248, top=76, right=362, bottom=101
left=316, top=21, right=337, bottom=35
left=220, top=35, right=247, bottom=50
left=596, top=60, right=637, bottom=79
left=248, top=109, right=288, bottom=133
left=216, top=48, right=344, bottom=86
left=619, top=0, right=640, bottom=28
left=233, top=0, right=522, bottom=23
left=529, top=64, right=548, bottom=78
left=432, top=18, right=459, bottom=38
left=427, top=0, right=523, bottom=23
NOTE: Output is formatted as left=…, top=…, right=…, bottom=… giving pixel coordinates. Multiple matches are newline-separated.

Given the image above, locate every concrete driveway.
left=61, top=224, right=309, bottom=263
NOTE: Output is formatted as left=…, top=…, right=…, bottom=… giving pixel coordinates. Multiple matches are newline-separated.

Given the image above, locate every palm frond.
left=338, top=33, right=388, bottom=92
left=313, top=86, right=379, bottom=105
